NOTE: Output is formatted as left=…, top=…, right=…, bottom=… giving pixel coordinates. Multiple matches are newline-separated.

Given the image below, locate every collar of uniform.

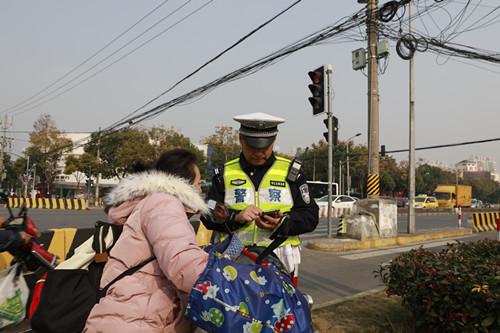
left=239, top=152, right=276, bottom=172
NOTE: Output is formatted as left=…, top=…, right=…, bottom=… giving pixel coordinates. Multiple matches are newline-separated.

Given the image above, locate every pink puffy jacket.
left=84, top=171, right=209, bottom=333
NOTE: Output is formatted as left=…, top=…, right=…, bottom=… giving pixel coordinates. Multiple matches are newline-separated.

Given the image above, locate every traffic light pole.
left=307, top=63, right=334, bottom=237
left=367, top=0, right=380, bottom=198
left=326, top=64, right=334, bottom=238
left=95, top=129, right=101, bottom=207
left=0, top=114, right=8, bottom=182
left=408, top=0, right=416, bottom=233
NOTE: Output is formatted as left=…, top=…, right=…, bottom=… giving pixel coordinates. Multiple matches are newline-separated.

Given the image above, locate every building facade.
left=53, top=132, right=118, bottom=198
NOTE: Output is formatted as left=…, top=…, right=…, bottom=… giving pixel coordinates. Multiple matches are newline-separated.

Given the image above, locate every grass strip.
left=312, top=291, right=414, bottom=333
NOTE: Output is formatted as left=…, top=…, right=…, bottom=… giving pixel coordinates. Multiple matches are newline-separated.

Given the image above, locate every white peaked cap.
left=233, top=112, right=285, bottom=148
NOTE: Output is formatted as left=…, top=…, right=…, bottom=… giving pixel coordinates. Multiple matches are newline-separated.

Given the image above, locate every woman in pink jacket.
left=84, top=149, right=209, bottom=333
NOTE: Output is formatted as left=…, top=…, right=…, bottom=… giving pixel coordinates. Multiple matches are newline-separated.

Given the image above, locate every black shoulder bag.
left=30, top=221, right=155, bottom=333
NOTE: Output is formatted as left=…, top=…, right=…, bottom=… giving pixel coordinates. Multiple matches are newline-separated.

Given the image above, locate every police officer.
left=201, top=112, right=319, bottom=278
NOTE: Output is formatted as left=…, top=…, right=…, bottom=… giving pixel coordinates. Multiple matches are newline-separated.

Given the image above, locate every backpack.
left=29, top=221, right=155, bottom=333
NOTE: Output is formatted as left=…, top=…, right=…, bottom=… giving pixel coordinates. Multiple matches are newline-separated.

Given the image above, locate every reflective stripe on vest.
left=223, top=156, right=300, bottom=246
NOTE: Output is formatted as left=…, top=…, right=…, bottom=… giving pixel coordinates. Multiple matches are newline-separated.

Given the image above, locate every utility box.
left=344, top=213, right=379, bottom=241
left=350, top=199, right=398, bottom=238
left=377, top=40, right=390, bottom=58
left=352, top=48, right=367, bottom=70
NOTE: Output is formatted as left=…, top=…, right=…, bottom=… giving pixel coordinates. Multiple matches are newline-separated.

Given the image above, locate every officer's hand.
left=255, top=213, right=282, bottom=230
left=214, top=203, right=229, bottom=223
left=234, top=205, right=262, bottom=223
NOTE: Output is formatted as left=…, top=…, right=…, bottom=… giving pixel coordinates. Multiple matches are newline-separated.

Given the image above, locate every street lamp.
left=346, top=133, right=362, bottom=196
left=25, top=155, right=30, bottom=198
left=32, top=163, right=37, bottom=194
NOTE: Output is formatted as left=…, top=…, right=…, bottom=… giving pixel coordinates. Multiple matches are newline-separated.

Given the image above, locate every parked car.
left=414, top=195, right=439, bottom=209
left=315, top=195, right=358, bottom=210
left=471, top=198, right=484, bottom=209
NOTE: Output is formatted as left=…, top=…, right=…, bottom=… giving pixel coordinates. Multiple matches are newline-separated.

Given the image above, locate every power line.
left=28, top=0, right=499, bottom=160
left=1, top=0, right=172, bottom=115
left=36, top=8, right=366, bottom=159
left=104, top=9, right=367, bottom=132
left=309, top=136, right=500, bottom=161
left=110, top=0, right=304, bottom=128
left=8, top=0, right=210, bottom=116
left=119, top=0, right=476, bottom=132
left=386, top=137, right=500, bottom=154
left=7, top=130, right=93, bottom=134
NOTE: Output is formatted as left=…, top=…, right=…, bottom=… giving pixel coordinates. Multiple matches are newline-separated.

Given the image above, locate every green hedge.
left=375, top=239, right=500, bottom=332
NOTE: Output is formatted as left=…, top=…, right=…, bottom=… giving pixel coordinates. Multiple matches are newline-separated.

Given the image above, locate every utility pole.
left=32, top=163, right=37, bottom=194
left=312, top=152, right=316, bottom=181
left=24, top=155, right=30, bottom=198
left=339, top=160, right=342, bottom=195
left=0, top=114, right=8, bottom=184
left=347, top=146, right=351, bottom=196
left=87, top=167, right=92, bottom=206
left=367, top=0, right=380, bottom=198
left=326, top=64, right=334, bottom=238
left=347, top=133, right=362, bottom=196
left=94, top=128, right=101, bottom=207
left=408, top=0, right=416, bottom=234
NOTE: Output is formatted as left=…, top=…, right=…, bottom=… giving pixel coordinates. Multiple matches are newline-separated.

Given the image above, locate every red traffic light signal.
left=308, top=66, right=325, bottom=115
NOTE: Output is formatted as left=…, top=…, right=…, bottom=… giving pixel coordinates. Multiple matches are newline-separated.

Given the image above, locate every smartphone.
left=207, top=200, right=217, bottom=211
left=261, top=210, right=281, bottom=218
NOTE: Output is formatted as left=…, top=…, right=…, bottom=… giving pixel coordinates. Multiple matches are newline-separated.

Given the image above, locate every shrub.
left=375, top=239, right=500, bottom=332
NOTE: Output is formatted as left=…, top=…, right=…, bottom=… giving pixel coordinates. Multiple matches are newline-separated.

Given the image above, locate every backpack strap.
left=255, top=235, right=287, bottom=265
left=92, top=221, right=123, bottom=254
left=98, top=255, right=156, bottom=299
left=92, top=221, right=123, bottom=263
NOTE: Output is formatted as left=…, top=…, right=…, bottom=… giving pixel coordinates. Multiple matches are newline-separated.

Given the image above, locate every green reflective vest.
left=223, top=156, right=300, bottom=246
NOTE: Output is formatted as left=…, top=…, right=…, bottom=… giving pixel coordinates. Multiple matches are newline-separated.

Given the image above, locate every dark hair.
left=130, top=160, right=153, bottom=173
left=129, top=149, right=197, bottom=182
left=155, top=148, right=197, bottom=182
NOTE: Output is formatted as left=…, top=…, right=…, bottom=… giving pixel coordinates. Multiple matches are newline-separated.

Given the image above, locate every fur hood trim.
left=105, top=171, right=208, bottom=214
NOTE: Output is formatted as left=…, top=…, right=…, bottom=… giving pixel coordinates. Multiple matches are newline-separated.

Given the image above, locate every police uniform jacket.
left=201, top=153, right=319, bottom=237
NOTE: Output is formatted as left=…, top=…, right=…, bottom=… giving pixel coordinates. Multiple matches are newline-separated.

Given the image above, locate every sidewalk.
left=306, top=227, right=473, bottom=252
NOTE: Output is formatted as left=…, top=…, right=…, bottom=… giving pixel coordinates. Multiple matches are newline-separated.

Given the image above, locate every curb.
left=305, top=228, right=473, bottom=252
left=313, top=287, right=386, bottom=310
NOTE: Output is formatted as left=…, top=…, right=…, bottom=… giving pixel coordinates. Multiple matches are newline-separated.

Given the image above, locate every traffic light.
left=322, top=116, right=339, bottom=145
left=381, top=145, right=386, bottom=157
left=308, top=66, right=325, bottom=115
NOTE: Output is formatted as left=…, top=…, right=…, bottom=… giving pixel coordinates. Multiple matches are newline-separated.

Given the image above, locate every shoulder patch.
left=299, top=183, right=311, bottom=204
left=230, top=179, right=246, bottom=186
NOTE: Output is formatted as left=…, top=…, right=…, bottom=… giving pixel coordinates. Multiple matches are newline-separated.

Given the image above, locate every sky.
left=1, top=0, right=499, bottom=170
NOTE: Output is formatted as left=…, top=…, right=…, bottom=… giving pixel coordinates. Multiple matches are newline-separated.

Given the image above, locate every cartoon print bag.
left=185, top=236, right=313, bottom=333
left=0, top=264, right=29, bottom=329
